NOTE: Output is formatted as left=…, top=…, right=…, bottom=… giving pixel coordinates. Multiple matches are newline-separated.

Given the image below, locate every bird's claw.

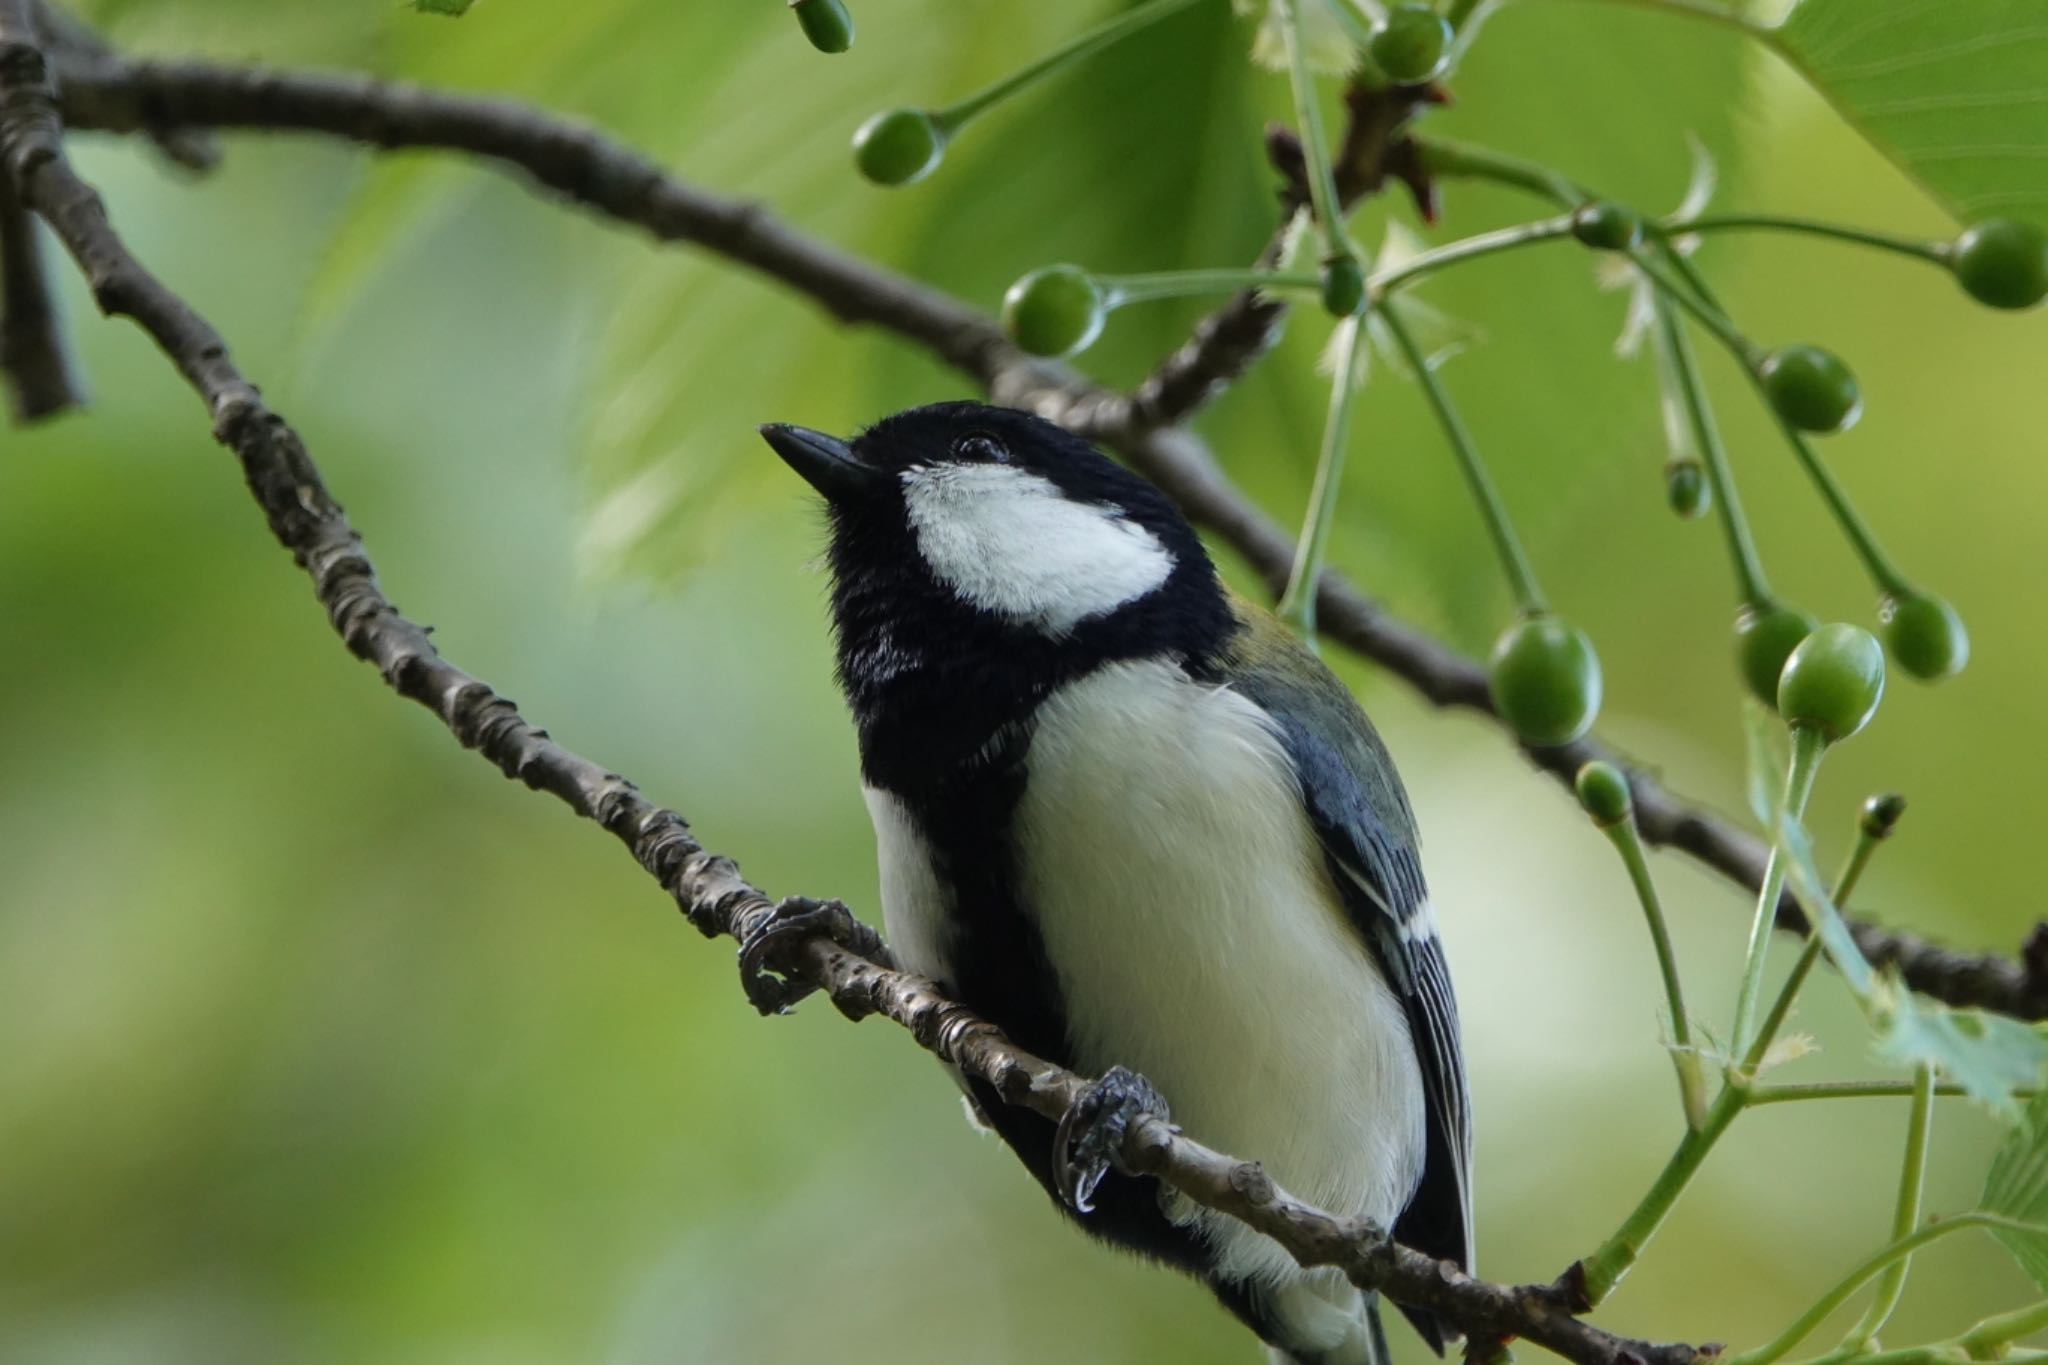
left=1054, top=1066, right=1170, bottom=1214
left=736, top=895, right=886, bottom=1015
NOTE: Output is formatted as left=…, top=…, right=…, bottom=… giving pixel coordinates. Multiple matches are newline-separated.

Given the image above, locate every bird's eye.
left=952, top=432, right=1010, bottom=463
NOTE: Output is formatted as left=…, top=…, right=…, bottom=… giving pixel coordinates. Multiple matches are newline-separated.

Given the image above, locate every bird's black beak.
left=759, top=423, right=884, bottom=503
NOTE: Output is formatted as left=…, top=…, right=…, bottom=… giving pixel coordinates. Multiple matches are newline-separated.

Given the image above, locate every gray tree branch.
left=0, top=13, right=1710, bottom=1360
left=0, top=174, right=79, bottom=420
left=47, top=53, right=2045, bottom=1020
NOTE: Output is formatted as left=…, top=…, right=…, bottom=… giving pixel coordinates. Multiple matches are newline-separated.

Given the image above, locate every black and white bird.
left=760, top=402, right=1473, bottom=1365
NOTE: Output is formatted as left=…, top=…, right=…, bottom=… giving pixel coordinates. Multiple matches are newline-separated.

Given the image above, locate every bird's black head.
left=760, top=401, right=1234, bottom=782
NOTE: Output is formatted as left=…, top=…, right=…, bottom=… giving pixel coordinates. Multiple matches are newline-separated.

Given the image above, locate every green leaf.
left=1775, top=805, right=1876, bottom=998
left=1238, top=0, right=1367, bottom=73
left=1773, top=802, right=2047, bottom=1118
left=413, top=0, right=476, bottom=13
left=1984, top=1086, right=2048, bottom=1291
left=1876, top=984, right=2045, bottom=1122
left=1776, top=1, right=2048, bottom=225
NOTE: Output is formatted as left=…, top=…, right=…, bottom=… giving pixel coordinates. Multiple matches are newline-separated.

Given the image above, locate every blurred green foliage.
left=2, top=2, right=2045, bottom=1362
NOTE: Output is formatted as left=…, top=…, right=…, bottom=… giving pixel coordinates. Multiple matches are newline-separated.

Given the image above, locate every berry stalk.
left=1278, top=315, right=1367, bottom=637
left=933, top=0, right=1207, bottom=132
left=1650, top=293, right=1770, bottom=607
left=1278, top=0, right=1364, bottom=312
left=1838, top=1063, right=1935, bottom=1352
left=1375, top=301, right=1547, bottom=615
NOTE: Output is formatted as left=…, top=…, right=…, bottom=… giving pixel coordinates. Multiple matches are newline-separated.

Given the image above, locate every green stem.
left=1961, top=1300, right=2048, bottom=1357
left=1671, top=214, right=1949, bottom=265
left=1732, top=724, right=1826, bottom=1058
left=1745, top=936, right=1825, bottom=1073
left=1771, top=423, right=1914, bottom=597
left=1280, top=0, right=1355, bottom=267
left=1370, top=214, right=1578, bottom=297
left=1278, top=315, right=1366, bottom=636
left=931, top=0, right=1206, bottom=131
left=1649, top=231, right=1721, bottom=315
left=1416, top=137, right=1583, bottom=206
left=1841, top=1065, right=1936, bottom=1350
left=1832, top=817, right=1887, bottom=909
left=1725, top=1215, right=2048, bottom=1365
left=1576, top=1083, right=1747, bottom=1305
left=1651, top=292, right=1771, bottom=606
left=1810, top=1347, right=2048, bottom=1365
left=1628, top=248, right=1762, bottom=365
left=1628, top=255, right=1918, bottom=599
left=1747, top=1080, right=2037, bottom=1106
left=1098, top=214, right=1586, bottom=312
left=1422, top=134, right=1923, bottom=602
left=1602, top=816, right=1705, bottom=1127
left=1743, top=811, right=1888, bottom=1072
left=1097, top=268, right=1321, bottom=305
left=1374, top=302, right=1549, bottom=615
left=1446, top=0, right=1490, bottom=32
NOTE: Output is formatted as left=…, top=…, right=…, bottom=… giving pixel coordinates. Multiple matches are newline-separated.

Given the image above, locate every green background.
left=2, top=1, right=2043, bottom=1361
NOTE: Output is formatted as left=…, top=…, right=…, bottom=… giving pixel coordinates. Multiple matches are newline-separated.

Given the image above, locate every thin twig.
left=47, top=53, right=2048, bottom=1023
left=27, top=0, right=216, bottom=171
left=1119, top=82, right=1441, bottom=432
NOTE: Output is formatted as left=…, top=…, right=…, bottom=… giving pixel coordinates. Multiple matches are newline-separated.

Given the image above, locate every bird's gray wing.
left=1226, top=612, right=1473, bottom=1349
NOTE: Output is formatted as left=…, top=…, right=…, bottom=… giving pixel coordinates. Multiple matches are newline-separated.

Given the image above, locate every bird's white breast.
left=863, top=658, right=1427, bottom=1305
left=1018, top=659, right=1426, bottom=1287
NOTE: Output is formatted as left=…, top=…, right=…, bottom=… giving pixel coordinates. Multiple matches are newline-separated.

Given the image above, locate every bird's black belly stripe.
left=878, top=726, right=1242, bottom=1295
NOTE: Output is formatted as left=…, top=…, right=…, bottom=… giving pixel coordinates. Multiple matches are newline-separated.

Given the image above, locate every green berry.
left=1002, top=265, right=1107, bottom=358
left=1575, top=761, right=1633, bottom=827
left=1664, top=459, right=1709, bottom=519
left=1570, top=202, right=1642, bottom=252
left=1734, top=601, right=1818, bottom=708
left=1757, top=344, right=1861, bottom=435
left=791, top=0, right=854, bottom=53
left=852, top=109, right=943, bottom=186
left=1778, top=622, right=1885, bottom=743
left=1881, top=592, right=1969, bottom=681
left=1951, top=219, right=2048, bottom=311
left=1321, top=254, right=1365, bottom=317
left=1859, top=792, right=1906, bottom=841
left=1369, top=3, right=1451, bottom=84
left=1489, top=615, right=1603, bottom=748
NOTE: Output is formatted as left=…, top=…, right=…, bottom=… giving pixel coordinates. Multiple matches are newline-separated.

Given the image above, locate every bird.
left=758, top=401, right=1472, bottom=1365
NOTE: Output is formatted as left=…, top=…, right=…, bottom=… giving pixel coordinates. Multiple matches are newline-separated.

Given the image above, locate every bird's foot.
left=1054, top=1065, right=1170, bottom=1214
left=736, top=895, right=888, bottom=1015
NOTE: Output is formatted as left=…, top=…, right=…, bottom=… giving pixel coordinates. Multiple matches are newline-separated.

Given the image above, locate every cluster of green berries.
left=1573, top=628, right=1888, bottom=830
left=850, top=10, right=2017, bottom=758
left=1573, top=628, right=1888, bottom=829
left=1735, top=588, right=1961, bottom=714
left=1491, top=603, right=1925, bottom=750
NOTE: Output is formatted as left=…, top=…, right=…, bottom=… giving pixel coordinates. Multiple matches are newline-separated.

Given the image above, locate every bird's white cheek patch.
left=899, top=464, right=1174, bottom=633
